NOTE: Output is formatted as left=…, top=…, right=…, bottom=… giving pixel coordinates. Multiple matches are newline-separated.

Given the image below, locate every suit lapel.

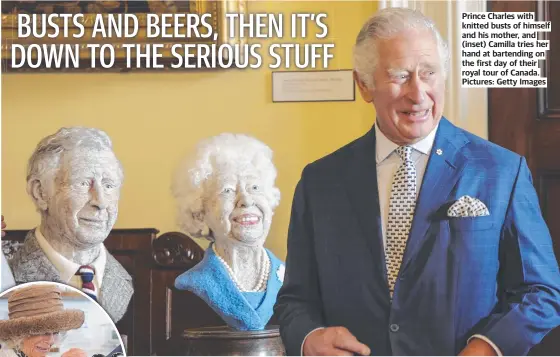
left=100, top=251, right=133, bottom=322
left=344, top=127, right=385, bottom=269
left=11, top=230, right=63, bottom=283
left=400, top=118, right=470, bottom=272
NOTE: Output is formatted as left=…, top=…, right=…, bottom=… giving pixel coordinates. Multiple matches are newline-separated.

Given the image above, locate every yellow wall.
left=1, top=1, right=377, bottom=259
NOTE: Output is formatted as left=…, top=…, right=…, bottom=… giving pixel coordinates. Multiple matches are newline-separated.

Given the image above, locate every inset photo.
left=0, top=282, right=125, bottom=357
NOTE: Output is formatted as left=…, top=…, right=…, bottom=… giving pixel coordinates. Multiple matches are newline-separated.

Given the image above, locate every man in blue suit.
left=274, top=7, right=560, bottom=356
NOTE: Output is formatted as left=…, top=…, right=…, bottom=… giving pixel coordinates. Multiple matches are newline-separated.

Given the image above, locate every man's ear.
left=354, top=70, right=374, bottom=103
left=28, top=179, right=49, bottom=211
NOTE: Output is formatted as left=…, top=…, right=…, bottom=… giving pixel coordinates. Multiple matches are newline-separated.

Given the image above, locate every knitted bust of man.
left=8, top=127, right=133, bottom=322
left=173, top=133, right=285, bottom=330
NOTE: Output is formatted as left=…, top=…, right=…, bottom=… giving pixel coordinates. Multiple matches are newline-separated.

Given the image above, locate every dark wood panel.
left=538, top=1, right=560, bottom=114
left=534, top=123, right=560, bottom=167
left=109, top=229, right=157, bottom=356
left=150, top=269, right=226, bottom=356
left=488, top=0, right=537, bottom=164
left=488, top=1, right=560, bottom=355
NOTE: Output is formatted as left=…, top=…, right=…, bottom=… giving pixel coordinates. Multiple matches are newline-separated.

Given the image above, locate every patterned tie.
left=76, top=265, right=97, bottom=301
left=386, top=146, right=417, bottom=297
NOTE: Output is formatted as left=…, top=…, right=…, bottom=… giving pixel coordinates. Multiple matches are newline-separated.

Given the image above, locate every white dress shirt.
left=301, top=123, right=502, bottom=356
left=35, top=228, right=106, bottom=293
left=375, top=123, right=437, bottom=249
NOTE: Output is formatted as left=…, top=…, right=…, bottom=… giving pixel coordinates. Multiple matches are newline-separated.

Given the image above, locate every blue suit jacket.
left=274, top=118, right=560, bottom=355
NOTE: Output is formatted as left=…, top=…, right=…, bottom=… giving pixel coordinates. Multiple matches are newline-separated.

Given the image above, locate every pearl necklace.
left=214, top=246, right=270, bottom=292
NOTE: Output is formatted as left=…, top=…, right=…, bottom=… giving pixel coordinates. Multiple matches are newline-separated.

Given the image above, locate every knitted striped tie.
left=76, top=265, right=97, bottom=301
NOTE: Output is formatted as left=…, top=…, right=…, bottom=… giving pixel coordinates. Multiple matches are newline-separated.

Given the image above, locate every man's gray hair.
left=172, top=133, right=281, bottom=241
left=26, top=127, right=123, bottom=196
left=353, top=7, right=450, bottom=88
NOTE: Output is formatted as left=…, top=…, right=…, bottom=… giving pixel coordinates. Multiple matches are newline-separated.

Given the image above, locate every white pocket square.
left=447, top=196, right=490, bottom=217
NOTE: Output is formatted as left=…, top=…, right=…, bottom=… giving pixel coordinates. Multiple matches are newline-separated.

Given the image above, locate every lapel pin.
left=436, top=149, right=443, bottom=155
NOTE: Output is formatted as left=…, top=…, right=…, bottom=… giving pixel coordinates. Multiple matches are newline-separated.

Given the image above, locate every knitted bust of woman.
left=172, top=133, right=284, bottom=331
